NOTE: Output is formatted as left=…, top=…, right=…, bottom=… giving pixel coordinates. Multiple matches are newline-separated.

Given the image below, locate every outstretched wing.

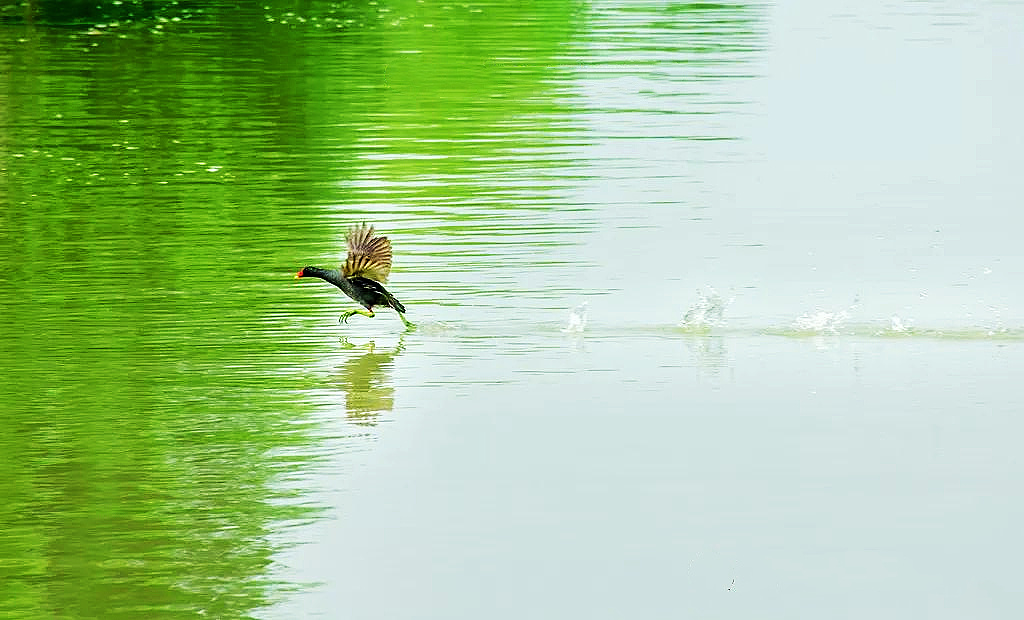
left=342, top=224, right=393, bottom=282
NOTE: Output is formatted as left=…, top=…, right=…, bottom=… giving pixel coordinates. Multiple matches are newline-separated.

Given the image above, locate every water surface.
left=2, top=0, right=1023, bottom=618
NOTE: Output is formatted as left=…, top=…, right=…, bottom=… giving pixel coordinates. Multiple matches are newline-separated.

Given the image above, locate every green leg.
left=398, top=312, right=416, bottom=330
left=339, top=308, right=375, bottom=324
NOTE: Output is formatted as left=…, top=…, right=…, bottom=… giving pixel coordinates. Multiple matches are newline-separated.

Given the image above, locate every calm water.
left=2, top=0, right=1023, bottom=618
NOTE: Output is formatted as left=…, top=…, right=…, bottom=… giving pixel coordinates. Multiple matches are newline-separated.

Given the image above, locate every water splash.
left=680, top=288, right=731, bottom=330
left=561, top=302, right=588, bottom=333
left=886, top=314, right=913, bottom=334
left=792, top=309, right=850, bottom=334
left=412, top=320, right=458, bottom=335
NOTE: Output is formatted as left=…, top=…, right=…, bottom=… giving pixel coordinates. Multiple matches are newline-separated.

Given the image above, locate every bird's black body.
left=347, top=276, right=407, bottom=313
left=297, top=267, right=405, bottom=313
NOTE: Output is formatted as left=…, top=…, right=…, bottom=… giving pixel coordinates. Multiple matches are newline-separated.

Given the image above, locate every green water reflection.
left=0, top=0, right=589, bottom=616
left=0, top=303, right=322, bottom=617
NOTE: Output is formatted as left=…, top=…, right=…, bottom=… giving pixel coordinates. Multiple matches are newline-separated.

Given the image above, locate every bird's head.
left=295, top=267, right=308, bottom=279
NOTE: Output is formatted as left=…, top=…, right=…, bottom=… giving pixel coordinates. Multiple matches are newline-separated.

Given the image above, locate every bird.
left=295, top=224, right=414, bottom=329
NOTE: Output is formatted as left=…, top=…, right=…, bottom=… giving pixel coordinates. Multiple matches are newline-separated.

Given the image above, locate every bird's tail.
left=385, top=293, right=406, bottom=314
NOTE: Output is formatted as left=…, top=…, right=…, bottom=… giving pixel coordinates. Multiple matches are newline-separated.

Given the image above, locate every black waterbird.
left=295, top=224, right=413, bottom=329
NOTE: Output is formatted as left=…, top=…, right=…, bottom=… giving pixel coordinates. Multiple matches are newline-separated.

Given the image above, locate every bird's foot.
left=339, top=308, right=375, bottom=324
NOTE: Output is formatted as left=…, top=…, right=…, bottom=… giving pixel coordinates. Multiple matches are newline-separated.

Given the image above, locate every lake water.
left=2, top=0, right=1023, bottom=618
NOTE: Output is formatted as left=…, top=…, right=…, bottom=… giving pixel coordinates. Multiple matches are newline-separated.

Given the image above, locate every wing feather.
left=342, top=224, right=393, bottom=282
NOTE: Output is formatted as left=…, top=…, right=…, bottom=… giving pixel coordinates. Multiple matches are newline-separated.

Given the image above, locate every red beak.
left=295, top=269, right=304, bottom=279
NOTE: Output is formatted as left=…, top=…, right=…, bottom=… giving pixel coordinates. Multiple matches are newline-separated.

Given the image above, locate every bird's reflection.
left=332, top=335, right=405, bottom=425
